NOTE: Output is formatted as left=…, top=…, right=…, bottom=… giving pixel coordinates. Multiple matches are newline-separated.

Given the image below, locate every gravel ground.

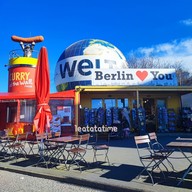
left=0, top=170, right=106, bottom=192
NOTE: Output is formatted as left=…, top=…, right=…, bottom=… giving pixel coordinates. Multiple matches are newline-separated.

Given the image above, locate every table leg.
left=177, top=164, right=192, bottom=186
left=177, top=148, right=192, bottom=186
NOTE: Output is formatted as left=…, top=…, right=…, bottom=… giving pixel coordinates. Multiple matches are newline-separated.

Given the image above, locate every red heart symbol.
left=136, top=70, right=148, bottom=81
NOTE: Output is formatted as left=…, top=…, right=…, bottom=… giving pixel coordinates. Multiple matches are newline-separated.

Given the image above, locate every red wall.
left=0, top=103, right=7, bottom=131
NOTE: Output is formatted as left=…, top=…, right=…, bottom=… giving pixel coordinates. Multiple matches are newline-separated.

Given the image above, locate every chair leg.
left=137, top=165, right=155, bottom=185
left=56, top=147, right=68, bottom=168
left=146, top=170, right=155, bottom=185
left=137, top=159, right=166, bottom=185
left=18, top=146, right=27, bottom=159
left=153, top=163, right=166, bottom=181
left=68, top=153, right=81, bottom=171
left=35, top=143, right=48, bottom=168
left=93, top=150, right=97, bottom=163
left=67, top=151, right=87, bottom=172
left=166, top=158, right=176, bottom=172
left=137, top=163, right=149, bottom=179
left=93, top=149, right=110, bottom=165
left=104, top=150, right=110, bottom=165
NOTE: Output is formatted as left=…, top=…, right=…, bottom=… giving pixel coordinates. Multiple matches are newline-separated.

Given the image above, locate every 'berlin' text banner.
left=92, top=68, right=178, bottom=86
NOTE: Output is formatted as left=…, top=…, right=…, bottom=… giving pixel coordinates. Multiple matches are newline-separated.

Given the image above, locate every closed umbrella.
left=34, top=47, right=52, bottom=134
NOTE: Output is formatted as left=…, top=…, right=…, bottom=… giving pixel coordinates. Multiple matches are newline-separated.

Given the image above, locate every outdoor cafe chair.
left=0, top=129, right=13, bottom=155
left=33, top=132, right=59, bottom=168
left=134, top=135, right=167, bottom=185
left=27, top=132, right=61, bottom=156
left=148, top=132, right=175, bottom=172
left=86, top=132, right=97, bottom=149
left=6, top=133, right=28, bottom=160
left=43, top=132, right=64, bottom=164
left=26, top=132, right=39, bottom=155
left=66, top=133, right=90, bottom=172
left=35, top=133, right=49, bottom=168
left=43, top=133, right=55, bottom=156
left=92, top=132, right=110, bottom=165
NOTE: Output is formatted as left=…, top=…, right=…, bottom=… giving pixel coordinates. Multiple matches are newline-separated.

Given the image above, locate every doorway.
left=143, top=98, right=156, bottom=132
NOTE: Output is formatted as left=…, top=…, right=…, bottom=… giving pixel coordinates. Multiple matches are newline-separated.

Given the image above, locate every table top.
left=47, top=136, right=80, bottom=143
left=167, top=141, right=192, bottom=148
left=176, top=137, right=192, bottom=141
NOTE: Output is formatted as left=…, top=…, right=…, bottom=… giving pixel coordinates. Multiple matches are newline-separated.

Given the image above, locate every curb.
left=0, top=164, right=144, bottom=192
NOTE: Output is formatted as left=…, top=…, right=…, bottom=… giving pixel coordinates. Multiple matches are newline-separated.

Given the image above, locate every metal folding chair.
left=148, top=132, right=175, bottom=172
left=48, top=132, right=68, bottom=165
left=66, top=133, right=90, bottom=172
left=0, top=130, right=12, bottom=155
left=26, top=132, right=39, bottom=155
left=35, top=133, right=48, bottom=168
left=92, top=132, right=110, bottom=165
left=134, top=135, right=166, bottom=185
left=43, top=132, right=63, bottom=164
left=6, top=133, right=27, bottom=159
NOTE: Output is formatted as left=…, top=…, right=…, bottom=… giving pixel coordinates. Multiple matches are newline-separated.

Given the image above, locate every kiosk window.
left=157, top=99, right=166, bottom=107
left=92, top=99, right=102, bottom=109
left=20, top=100, right=36, bottom=122
left=49, top=99, right=74, bottom=127
left=117, top=98, right=129, bottom=108
left=7, top=105, right=17, bottom=123
left=104, top=99, right=115, bottom=109
left=49, top=99, right=74, bottom=115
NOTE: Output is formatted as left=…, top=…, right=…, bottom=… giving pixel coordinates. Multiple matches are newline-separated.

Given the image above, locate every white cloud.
left=129, top=38, right=192, bottom=72
left=180, top=19, right=192, bottom=26
left=137, top=47, right=154, bottom=57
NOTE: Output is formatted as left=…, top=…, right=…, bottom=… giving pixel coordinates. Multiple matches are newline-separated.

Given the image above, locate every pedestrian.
left=121, top=108, right=131, bottom=138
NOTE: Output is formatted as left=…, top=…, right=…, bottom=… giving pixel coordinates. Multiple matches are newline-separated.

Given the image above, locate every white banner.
left=92, top=69, right=178, bottom=86
left=55, top=55, right=178, bottom=87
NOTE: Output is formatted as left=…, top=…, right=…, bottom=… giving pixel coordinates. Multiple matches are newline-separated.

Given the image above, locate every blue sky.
left=1, top=0, right=192, bottom=93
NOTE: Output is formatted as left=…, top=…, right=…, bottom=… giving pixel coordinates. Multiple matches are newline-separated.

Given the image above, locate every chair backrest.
left=78, top=133, right=90, bottom=148
left=134, top=135, right=152, bottom=157
left=54, top=132, right=61, bottom=138
left=3, top=129, right=14, bottom=139
left=17, top=133, right=28, bottom=141
left=80, top=133, right=90, bottom=142
left=95, top=132, right=110, bottom=145
left=0, top=129, right=14, bottom=143
left=148, top=132, right=164, bottom=150
left=46, top=132, right=53, bottom=139
left=88, top=132, right=97, bottom=144
left=148, top=132, right=157, bottom=141
left=0, top=130, right=5, bottom=137
left=36, top=133, right=47, bottom=142
left=10, top=133, right=28, bottom=146
left=0, top=129, right=8, bottom=138
left=134, top=135, right=150, bottom=144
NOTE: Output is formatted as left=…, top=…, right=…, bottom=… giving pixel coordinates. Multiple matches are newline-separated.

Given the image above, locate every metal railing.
left=9, top=49, right=39, bottom=60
